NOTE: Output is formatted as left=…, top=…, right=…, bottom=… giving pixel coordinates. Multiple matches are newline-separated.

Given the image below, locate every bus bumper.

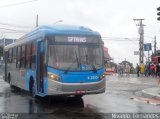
left=47, top=78, right=106, bottom=96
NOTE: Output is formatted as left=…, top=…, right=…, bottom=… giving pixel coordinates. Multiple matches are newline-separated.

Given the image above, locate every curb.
left=142, top=88, right=160, bottom=99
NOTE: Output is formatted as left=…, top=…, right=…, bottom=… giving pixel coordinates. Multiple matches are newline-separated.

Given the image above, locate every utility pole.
left=133, top=19, right=145, bottom=64
left=154, top=36, right=157, bottom=55
left=36, top=14, right=38, bottom=27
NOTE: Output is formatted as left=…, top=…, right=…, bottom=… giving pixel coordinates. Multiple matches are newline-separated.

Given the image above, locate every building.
left=0, top=38, right=16, bottom=46
left=104, top=47, right=115, bottom=74
left=152, top=50, right=160, bottom=63
left=104, top=47, right=112, bottom=61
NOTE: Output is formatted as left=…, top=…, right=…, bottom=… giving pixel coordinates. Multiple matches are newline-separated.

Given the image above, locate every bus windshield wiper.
left=84, top=50, right=97, bottom=73
left=64, top=51, right=80, bottom=74
left=91, top=64, right=97, bottom=73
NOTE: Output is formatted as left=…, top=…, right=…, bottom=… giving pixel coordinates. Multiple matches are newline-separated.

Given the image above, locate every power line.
left=0, top=31, right=26, bottom=33
left=0, top=0, right=39, bottom=9
left=0, top=22, right=33, bottom=29
left=0, top=27, right=28, bottom=32
left=102, top=37, right=129, bottom=39
left=102, top=39, right=138, bottom=41
left=102, top=37, right=139, bottom=48
left=102, top=37, right=139, bottom=41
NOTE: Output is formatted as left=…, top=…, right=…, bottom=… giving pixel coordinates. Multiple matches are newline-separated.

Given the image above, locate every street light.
left=53, top=20, right=63, bottom=24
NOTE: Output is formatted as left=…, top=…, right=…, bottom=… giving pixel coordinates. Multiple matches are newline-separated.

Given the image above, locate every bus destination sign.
left=68, top=37, right=86, bottom=43
left=54, top=36, right=99, bottom=43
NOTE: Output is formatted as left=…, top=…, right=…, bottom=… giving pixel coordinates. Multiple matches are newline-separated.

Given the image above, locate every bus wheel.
left=8, top=73, right=13, bottom=87
left=75, top=95, right=83, bottom=98
left=8, top=73, right=15, bottom=90
left=8, top=73, right=11, bottom=83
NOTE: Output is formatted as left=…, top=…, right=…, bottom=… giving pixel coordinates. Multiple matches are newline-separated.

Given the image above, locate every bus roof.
left=4, top=25, right=101, bottom=50
left=24, top=25, right=101, bottom=37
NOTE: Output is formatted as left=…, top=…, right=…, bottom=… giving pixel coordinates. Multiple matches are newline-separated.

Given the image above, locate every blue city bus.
left=3, top=25, right=106, bottom=98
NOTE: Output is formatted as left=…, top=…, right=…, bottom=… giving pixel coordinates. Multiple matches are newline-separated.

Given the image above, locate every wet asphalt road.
left=0, top=74, right=160, bottom=119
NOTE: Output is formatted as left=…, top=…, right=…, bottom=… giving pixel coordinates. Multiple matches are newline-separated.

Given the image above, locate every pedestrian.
left=144, top=63, right=148, bottom=76
left=117, top=64, right=121, bottom=76
left=136, top=63, right=140, bottom=77
left=125, top=63, right=131, bottom=77
left=150, top=63, right=155, bottom=77
left=156, top=64, right=160, bottom=77
left=140, top=63, right=145, bottom=76
left=119, top=63, right=123, bottom=76
left=148, top=62, right=151, bottom=76
left=121, top=63, right=125, bottom=76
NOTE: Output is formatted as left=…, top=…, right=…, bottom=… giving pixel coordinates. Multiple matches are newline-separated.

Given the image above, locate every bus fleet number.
left=88, top=76, right=98, bottom=80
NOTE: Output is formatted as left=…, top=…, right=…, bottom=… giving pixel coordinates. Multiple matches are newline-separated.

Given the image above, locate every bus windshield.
left=48, top=45, right=103, bottom=71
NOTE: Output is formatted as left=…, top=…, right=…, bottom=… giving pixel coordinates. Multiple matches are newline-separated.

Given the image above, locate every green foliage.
left=0, top=46, right=3, bottom=58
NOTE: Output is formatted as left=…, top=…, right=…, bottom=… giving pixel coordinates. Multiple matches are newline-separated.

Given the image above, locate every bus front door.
left=36, top=41, right=45, bottom=94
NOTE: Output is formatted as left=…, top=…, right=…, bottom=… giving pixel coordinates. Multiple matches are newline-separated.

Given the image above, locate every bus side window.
left=8, top=48, right=12, bottom=63
left=7, top=49, right=10, bottom=63
left=7, top=50, right=9, bottom=63
left=26, top=43, right=31, bottom=68
left=31, top=42, right=36, bottom=69
left=11, top=48, right=13, bottom=62
left=21, top=45, right=26, bottom=68
left=13, top=47, right=17, bottom=63
left=5, top=51, right=8, bottom=63
left=16, top=46, right=21, bottom=68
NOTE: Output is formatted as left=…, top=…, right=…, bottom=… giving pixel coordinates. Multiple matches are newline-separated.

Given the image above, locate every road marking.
left=131, top=97, right=160, bottom=106
left=142, top=89, right=160, bottom=98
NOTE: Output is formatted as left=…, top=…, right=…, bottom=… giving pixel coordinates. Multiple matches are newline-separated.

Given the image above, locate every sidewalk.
left=106, top=74, right=160, bottom=99
left=142, top=87, right=160, bottom=99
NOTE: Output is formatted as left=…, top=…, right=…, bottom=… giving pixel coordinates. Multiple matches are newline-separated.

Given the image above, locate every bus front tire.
left=8, top=73, right=13, bottom=88
left=75, top=95, right=83, bottom=98
left=8, top=73, right=17, bottom=91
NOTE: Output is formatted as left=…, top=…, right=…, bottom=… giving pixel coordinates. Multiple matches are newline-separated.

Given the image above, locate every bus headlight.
left=48, top=72, right=60, bottom=81
left=100, top=74, right=105, bottom=80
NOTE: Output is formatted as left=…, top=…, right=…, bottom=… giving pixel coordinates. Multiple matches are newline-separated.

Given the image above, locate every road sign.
left=144, top=43, right=151, bottom=51
left=134, top=51, right=139, bottom=55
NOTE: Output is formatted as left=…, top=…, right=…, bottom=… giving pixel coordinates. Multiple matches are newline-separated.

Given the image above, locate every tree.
left=0, top=46, right=4, bottom=58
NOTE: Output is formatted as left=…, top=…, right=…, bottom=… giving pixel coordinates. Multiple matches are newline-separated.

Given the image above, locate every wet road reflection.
left=0, top=80, right=104, bottom=118
left=1, top=75, right=160, bottom=118
left=2, top=86, right=85, bottom=113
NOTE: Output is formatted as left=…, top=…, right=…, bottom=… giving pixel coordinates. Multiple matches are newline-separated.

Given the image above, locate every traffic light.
left=157, top=7, right=160, bottom=21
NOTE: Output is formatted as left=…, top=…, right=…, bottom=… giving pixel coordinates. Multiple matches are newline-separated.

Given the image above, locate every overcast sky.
left=0, top=0, right=159, bottom=66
